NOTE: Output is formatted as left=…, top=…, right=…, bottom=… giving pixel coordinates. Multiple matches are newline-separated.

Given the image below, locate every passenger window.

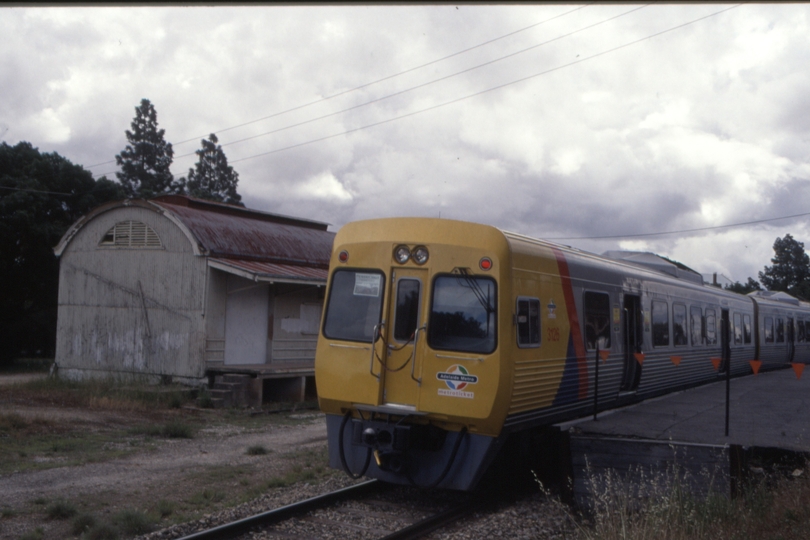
left=690, top=306, right=703, bottom=345
left=733, top=313, right=742, bottom=345
left=394, top=279, right=420, bottom=342
left=706, top=309, right=717, bottom=345
left=584, top=292, right=611, bottom=351
left=652, top=300, right=669, bottom=347
left=799, top=320, right=806, bottom=343
left=776, top=318, right=785, bottom=343
left=743, top=314, right=752, bottom=344
left=516, top=297, right=541, bottom=348
left=764, top=317, right=774, bottom=343
left=673, top=304, right=687, bottom=346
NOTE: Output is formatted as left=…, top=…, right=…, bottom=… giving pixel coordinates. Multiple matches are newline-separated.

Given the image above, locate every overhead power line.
left=547, top=211, right=810, bottom=241
left=86, top=4, right=591, bottom=171
left=182, top=4, right=647, bottom=158
left=226, top=4, right=741, bottom=165
left=0, top=185, right=74, bottom=196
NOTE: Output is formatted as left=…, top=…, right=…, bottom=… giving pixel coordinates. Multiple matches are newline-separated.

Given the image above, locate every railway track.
left=176, top=479, right=499, bottom=540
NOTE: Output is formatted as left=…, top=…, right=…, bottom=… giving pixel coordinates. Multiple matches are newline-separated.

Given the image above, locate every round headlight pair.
left=393, top=245, right=429, bottom=265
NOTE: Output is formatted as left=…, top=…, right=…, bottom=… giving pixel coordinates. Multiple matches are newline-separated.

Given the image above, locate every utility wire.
left=226, top=4, right=740, bottom=165
left=0, top=185, right=74, bottom=196
left=175, top=4, right=646, bottom=158
left=547, top=211, right=810, bottom=241
left=85, top=4, right=591, bottom=170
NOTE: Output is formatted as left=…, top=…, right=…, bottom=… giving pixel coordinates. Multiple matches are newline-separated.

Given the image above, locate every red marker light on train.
left=479, top=257, right=493, bottom=270
left=338, top=250, right=349, bottom=263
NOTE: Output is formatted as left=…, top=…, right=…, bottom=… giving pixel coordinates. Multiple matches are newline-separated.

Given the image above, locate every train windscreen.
left=322, top=270, right=385, bottom=343
left=428, top=274, right=497, bottom=354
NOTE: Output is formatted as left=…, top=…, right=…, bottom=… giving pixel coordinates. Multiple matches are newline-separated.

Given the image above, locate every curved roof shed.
left=54, top=195, right=335, bottom=387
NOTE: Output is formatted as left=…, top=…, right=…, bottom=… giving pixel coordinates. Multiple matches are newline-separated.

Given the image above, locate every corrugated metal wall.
left=55, top=206, right=207, bottom=382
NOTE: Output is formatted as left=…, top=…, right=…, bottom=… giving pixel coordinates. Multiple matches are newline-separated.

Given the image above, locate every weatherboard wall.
left=54, top=205, right=207, bottom=382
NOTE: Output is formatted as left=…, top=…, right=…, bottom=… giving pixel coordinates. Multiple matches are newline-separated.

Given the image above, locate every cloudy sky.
left=3, top=3, right=810, bottom=284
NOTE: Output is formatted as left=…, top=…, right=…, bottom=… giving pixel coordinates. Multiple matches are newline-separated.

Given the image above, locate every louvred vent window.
left=99, top=221, right=162, bottom=249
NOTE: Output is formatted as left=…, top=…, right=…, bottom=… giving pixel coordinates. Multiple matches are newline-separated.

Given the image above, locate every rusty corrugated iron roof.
left=209, top=258, right=328, bottom=284
left=151, top=195, right=334, bottom=268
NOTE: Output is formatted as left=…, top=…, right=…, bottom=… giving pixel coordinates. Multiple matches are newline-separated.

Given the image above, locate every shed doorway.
left=224, top=280, right=269, bottom=365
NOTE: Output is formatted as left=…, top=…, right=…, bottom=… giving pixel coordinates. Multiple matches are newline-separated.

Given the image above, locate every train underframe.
left=325, top=413, right=506, bottom=491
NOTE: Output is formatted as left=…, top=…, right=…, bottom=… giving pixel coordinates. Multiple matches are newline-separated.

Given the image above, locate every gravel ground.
left=1, top=375, right=577, bottom=540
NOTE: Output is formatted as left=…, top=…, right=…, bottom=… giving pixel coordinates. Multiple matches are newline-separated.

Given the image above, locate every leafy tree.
left=758, top=234, right=810, bottom=294
left=115, top=99, right=180, bottom=198
left=0, top=141, right=123, bottom=365
left=725, top=277, right=762, bottom=295
left=184, top=133, right=243, bottom=205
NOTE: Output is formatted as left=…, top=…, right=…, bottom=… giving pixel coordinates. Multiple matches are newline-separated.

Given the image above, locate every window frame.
left=652, top=300, right=670, bottom=348
left=99, top=220, right=163, bottom=249
left=516, top=296, right=541, bottom=348
left=322, top=269, right=386, bottom=344
left=427, top=273, right=498, bottom=355
left=583, top=291, right=612, bottom=351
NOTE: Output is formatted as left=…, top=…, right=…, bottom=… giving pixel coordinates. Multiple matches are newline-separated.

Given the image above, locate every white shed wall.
left=55, top=206, right=207, bottom=382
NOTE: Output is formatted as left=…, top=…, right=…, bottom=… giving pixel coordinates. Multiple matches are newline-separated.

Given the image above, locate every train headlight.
left=338, top=250, right=349, bottom=263
left=394, top=245, right=411, bottom=264
left=412, top=246, right=429, bottom=265
left=362, top=427, right=378, bottom=446
left=479, top=257, right=493, bottom=271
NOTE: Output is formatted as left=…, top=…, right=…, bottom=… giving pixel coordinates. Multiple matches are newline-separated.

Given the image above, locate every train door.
left=380, top=268, right=427, bottom=407
left=620, top=295, right=643, bottom=392
left=787, top=317, right=795, bottom=363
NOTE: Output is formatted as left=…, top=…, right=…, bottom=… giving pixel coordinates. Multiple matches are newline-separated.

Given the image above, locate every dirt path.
left=0, top=386, right=330, bottom=540
left=0, top=412, right=327, bottom=505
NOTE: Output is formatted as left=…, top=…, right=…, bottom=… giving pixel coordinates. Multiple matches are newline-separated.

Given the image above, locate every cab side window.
left=652, top=300, right=669, bottom=347
left=706, top=309, right=717, bottom=345
left=516, top=297, right=541, bottom=348
left=690, top=306, right=703, bottom=345
left=584, top=292, right=611, bottom=351
left=673, top=303, right=687, bottom=346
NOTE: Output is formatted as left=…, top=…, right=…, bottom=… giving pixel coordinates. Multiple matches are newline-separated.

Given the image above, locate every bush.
left=71, top=513, right=96, bottom=535
left=84, top=522, right=119, bottom=540
left=112, top=508, right=156, bottom=536
left=246, top=445, right=270, bottom=455
left=160, top=420, right=194, bottom=439
left=46, top=500, right=77, bottom=520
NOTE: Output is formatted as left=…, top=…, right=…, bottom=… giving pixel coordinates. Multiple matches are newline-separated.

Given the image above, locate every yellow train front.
left=316, top=217, right=571, bottom=490
left=317, top=217, right=810, bottom=490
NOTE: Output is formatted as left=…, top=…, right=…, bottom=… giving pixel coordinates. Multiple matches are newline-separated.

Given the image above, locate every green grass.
left=46, top=499, right=78, bottom=520
left=129, top=420, right=196, bottom=439
left=0, top=430, right=145, bottom=475
left=189, top=488, right=226, bottom=506
left=15, top=375, right=195, bottom=411
left=1, top=357, right=52, bottom=373
left=71, top=513, right=96, bottom=535
left=558, top=461, right=810, bottom=540
left=111, top=508, right=157, bottom=536
left=18, top=527, right=45, bottom=540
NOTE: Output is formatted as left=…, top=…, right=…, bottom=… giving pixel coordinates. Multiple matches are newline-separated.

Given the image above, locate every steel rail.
left=176, top=479, right=380, bottom=540
left=380, top=495, right=491, bottom=540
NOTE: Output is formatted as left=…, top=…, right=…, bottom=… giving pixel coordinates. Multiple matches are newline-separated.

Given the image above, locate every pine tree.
left=758, top=234, right=810, bottom=293
left=185, top=133, right=242, bottom=205
left=115, top=99, right=179, bottom=198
